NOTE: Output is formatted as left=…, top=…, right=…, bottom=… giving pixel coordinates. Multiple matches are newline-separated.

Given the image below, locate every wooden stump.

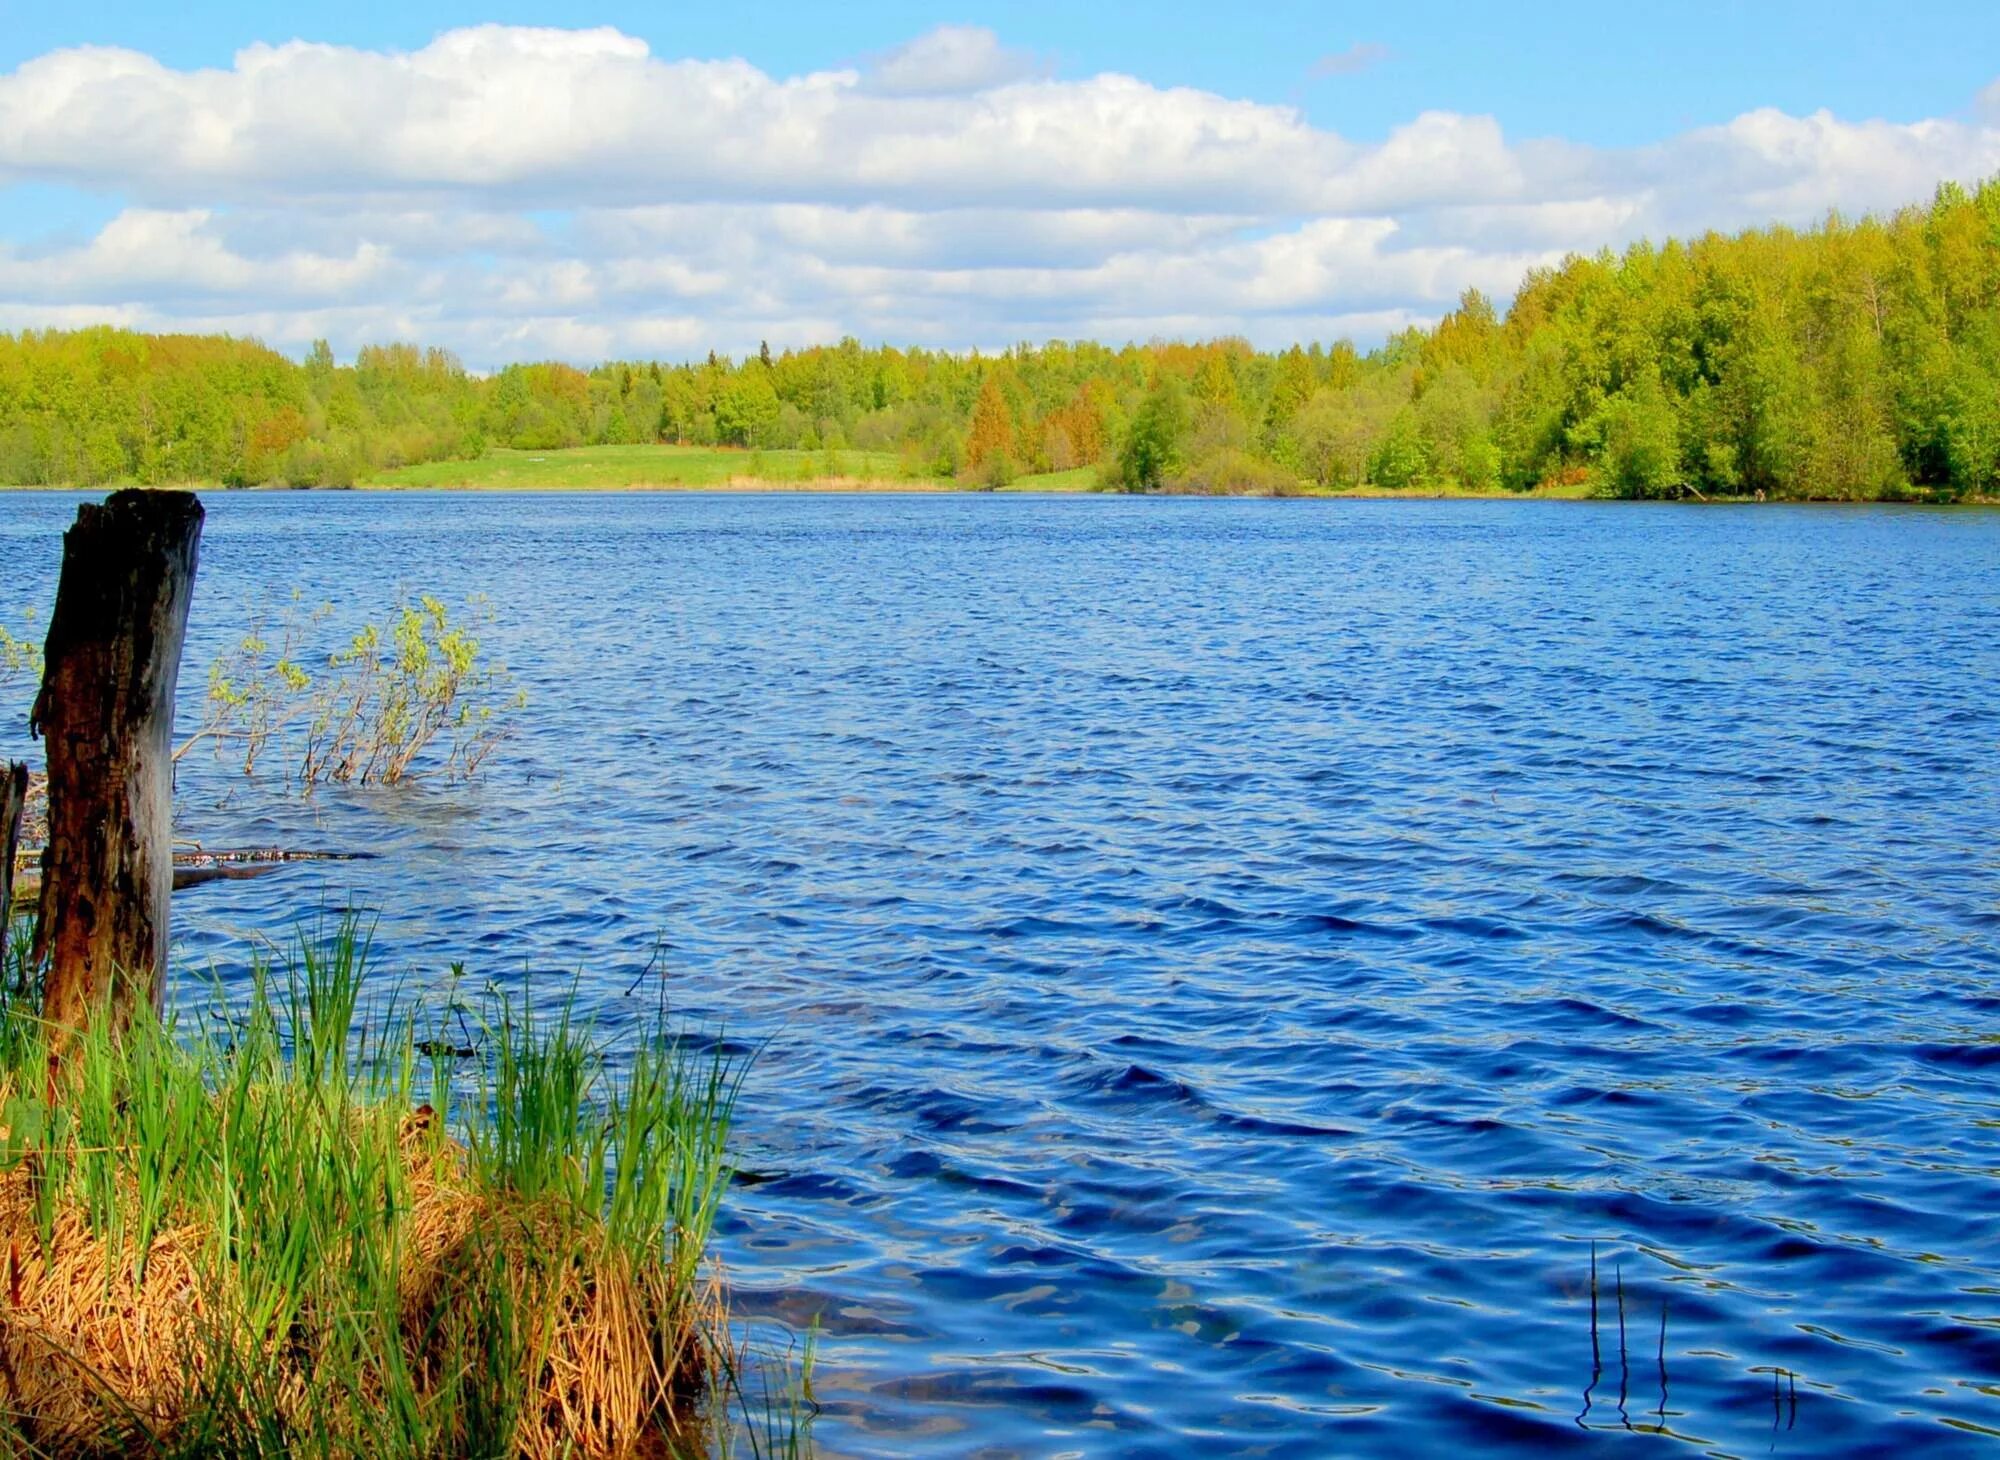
left=0, top=762, right=25, bottom=975
left=30, top=491, right=203, bottom=1035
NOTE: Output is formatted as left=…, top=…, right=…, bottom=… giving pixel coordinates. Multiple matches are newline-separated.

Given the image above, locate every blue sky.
left=2, top=3, right=1998, bottom=363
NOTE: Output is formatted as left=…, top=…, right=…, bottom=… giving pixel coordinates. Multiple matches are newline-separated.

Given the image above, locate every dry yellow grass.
left=0, top=1108, right=717, bottom=1459
left=0, top=918, right=746, bottom=1458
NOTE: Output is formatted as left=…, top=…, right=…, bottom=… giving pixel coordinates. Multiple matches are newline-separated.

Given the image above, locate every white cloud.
left=867, top=26, right=1042, bottom=96
left=0, top=29, right=1997, bottom=365
left=0, top=29, right=1345, bottom=213
left=0, top=208, right=395, bottom=302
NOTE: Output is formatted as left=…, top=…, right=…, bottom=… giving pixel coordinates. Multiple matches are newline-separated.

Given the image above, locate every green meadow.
left=361, top=444, right=1101, bottom=491
left=363, top=443, right=925, bottom=489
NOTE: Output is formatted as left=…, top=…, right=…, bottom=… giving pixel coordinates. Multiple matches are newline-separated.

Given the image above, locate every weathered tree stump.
left=30, top=491, right=203, bottom=1035
left=0, top=762, right=25, bottom=974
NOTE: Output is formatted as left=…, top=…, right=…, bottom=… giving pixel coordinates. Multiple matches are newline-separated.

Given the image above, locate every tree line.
left=5, top=179, right=2000, bottom=500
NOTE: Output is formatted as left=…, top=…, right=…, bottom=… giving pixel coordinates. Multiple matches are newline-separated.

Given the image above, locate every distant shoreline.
left=3, top=479, right=1995, bottom=506
left=2, top=474, right=1994, bottom=506
left=5, top=442, right=1994, bottom=503
left=366, top=475, right=956, bottom=494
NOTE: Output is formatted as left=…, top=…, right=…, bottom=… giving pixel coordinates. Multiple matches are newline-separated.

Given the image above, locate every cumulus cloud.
left=0, top=208, right=394, bottom=302
left=0, top=31, right=1352, bottom=214
left=867, top=25, right=1042, bottom=96
left=0, top=27, right=1997, bottom=365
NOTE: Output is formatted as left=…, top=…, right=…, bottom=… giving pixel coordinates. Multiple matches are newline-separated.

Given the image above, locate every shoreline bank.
left=5, top=480, right=1995, bottom=505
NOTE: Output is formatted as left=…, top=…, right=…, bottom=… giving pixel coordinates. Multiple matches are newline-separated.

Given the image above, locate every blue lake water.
left=1, top=491, right=1998, bottom=1456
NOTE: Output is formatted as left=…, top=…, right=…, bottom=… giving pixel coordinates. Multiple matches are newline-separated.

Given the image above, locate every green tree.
left=1595, top=370, right=1682, bottom=497
left=714, top=369, right=781, bottom=447
left=1114, top=377, right=1191, bottom=491
left=1367, top=408, right=1429, bottom=490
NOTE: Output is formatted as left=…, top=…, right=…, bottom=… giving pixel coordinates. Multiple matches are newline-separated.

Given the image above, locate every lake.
left=2, top=491, right=1997, bottom=1456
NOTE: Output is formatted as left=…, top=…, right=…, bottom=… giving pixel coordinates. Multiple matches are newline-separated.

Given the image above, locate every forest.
left=5, top=179, right=2000, bottom=500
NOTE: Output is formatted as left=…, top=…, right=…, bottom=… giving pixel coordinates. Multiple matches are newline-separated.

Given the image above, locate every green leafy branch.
left=182, top=592, right=520, bottom=790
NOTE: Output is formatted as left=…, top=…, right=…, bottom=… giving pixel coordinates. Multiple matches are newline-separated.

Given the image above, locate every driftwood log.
left=30, top=490, right=203, bottom=1035
left=0, top=762, right=24, bottom=973
left=8, top=848, right=367, bottom=909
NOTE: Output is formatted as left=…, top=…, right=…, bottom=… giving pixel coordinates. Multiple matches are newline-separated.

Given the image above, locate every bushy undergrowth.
left=0, top=919, right=764, bottom=1458
left=1169, top=448, right=1304, bottom=496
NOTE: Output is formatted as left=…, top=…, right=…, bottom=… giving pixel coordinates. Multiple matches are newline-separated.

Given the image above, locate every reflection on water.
left=1, top=491, right=1998, bottom=1456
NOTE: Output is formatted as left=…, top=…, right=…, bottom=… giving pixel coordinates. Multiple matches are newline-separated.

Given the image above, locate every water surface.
left=2, top=492, right=1997, bottom=1456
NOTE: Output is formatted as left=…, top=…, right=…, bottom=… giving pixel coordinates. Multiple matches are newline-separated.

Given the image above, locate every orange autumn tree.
left=962, top=374, right=1018, bottom=487
left=1043, top=380, right=1114, bottom=472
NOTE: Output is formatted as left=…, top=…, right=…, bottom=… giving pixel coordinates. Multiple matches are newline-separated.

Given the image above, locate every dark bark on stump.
left=30, top=490, right=203, bottom=1035
left=0, top=762, right=24, bottom=975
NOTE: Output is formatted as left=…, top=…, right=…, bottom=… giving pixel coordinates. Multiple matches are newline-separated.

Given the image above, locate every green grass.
left=362, top=444, right=945, bottom=491
left=996, top=466, right=1102, bottom=493
left=12, top=445, right=1629, bottom=502
left=0, top=915, right=798, bottom=1459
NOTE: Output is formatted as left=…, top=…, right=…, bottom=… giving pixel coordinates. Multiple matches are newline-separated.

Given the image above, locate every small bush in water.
left=181, top=592, right=521, bottom=789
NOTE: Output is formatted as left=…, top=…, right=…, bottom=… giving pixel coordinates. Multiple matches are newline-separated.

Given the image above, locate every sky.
left=2, top=1, right=1999, bottom=367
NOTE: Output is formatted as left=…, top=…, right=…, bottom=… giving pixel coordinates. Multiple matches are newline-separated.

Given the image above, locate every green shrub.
left=1171, top=448, right=1303, bottom=496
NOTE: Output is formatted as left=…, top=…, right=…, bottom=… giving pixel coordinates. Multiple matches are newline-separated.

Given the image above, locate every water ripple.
left=1, top=492, right=1997, bottom=1455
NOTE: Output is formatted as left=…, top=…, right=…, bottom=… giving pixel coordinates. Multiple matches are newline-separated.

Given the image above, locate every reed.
left=0, top=915, right=754, bottom=1458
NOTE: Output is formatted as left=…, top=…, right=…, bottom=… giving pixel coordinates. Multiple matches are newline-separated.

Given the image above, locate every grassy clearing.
left=360, top=445, right=946, bottom=491
left=0, top=917, right=795, bottom=1459
left=995, top=466, right=1101, bottom=493
left=367, top=447, right=1105, bottom=494
left=10, top=448, right=1637, bottom=502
